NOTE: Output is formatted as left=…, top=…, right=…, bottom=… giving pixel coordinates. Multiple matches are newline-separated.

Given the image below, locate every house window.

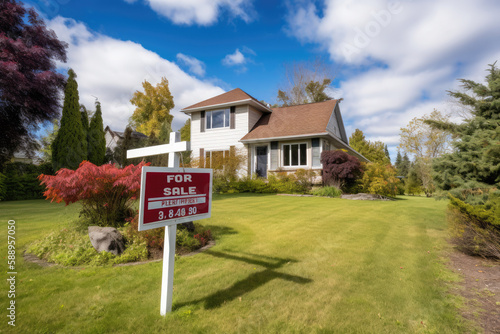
left=282, top=143, right=307, bottom=167
left=204, top=150, right=230, bottom=169
left=206, top=109, right=230, bottom=129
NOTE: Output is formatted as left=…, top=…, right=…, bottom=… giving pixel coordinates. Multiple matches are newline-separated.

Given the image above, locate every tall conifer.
left=52, top=69, right=87, bottom=170
left=87, top=101, right=106, bottom=165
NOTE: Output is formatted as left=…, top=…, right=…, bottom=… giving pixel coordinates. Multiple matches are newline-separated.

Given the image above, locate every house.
left=104, top=126, right=148, bottom=152
left=182, top=88, right=368, bottom=178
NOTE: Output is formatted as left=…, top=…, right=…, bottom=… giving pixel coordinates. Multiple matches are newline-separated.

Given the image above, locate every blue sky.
left=28, top=0, right=500, bottom=160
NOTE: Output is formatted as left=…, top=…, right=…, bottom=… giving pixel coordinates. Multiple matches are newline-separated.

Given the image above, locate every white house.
left=104, top=126, right=147, bottom=152
left=182, top=88, right=368, bottom=177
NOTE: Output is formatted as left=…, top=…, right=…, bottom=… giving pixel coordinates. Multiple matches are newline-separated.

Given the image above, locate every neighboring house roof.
left=182, top=88, right=272, bottom=114
left=105, top=126, right=148, bottom=140
left=241, top=99, right=340, bottom=142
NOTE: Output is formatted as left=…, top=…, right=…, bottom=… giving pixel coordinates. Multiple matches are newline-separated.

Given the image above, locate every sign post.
left=127, top=132, right=212, bottom=315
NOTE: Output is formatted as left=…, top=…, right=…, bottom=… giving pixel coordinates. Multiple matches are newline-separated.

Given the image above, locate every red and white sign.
left=138, top=167, right=212, bottom=231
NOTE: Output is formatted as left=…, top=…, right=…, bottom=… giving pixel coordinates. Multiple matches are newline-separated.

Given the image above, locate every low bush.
left=359, top=163, right=401, bottom=197
left=448, top=193, right=500, bottom=259
left=27, top=225, right=148, bottom=266
left=312, top=186, right=342, bottom=198
left=127, top=214, right=213, bottom=255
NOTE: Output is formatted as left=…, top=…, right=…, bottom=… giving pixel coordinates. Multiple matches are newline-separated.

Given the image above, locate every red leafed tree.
left=39, top=161, right=149, bottom=227
left=321, top=150, right=363, bottom=190
left=0, top=0, right=67, bottom=165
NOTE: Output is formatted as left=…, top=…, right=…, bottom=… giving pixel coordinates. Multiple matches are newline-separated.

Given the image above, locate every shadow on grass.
left=173, top=251, right=312, bottom=310
left=204, top=225, right=238, bottom=238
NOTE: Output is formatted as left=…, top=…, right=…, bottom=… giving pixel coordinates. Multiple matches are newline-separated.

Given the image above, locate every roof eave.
left=182, top=99, right=272, bottom=114
left=240, top=132, right=331, bottom=144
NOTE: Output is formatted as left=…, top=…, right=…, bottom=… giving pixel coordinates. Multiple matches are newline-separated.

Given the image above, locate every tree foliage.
left=0, top=0, right=67, bottom=166
left=399, top=109, right=452, bottom=159
left=87, top=101, right=106, bottom=165
left=321, top=150, right=363, bottom=190
left=276, top=58, right=335, bottom=106
left=428, top=62, right=500, bottom=204
left=129, top=77, right=174, bottom=137
left=348, top=129, right=389, bottom=164
left=180, top=119, right=191, bottom=165
left=52, top=69, right=87, bottom=170
left=39, top=161, right=148, bottom=227
left=360, top=163, right=400, bottom=197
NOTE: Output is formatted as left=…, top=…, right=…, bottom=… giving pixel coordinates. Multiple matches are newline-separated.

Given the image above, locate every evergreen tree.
left=87, top=101, right=106, bottom=165
left=52, top=69, right=87, bottom=170
left=384, top=144, right=391, bottom=163
left=395, top=151, right=403, bottom=175
left=80, top=105, right=89, bottom=136
left=428, top=62, right=500, bottom=203
left=348, top=129, right=390, bottom=164
left=401, top=153, right=410, bottom=178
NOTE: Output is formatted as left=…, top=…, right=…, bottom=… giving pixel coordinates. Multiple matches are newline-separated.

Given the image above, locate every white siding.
left=190, top=105, right=249, bottom=160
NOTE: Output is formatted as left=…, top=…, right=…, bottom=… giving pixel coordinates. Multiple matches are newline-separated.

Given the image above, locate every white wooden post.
left=127, top=131, right=187, bottom=316
left=160, top=132, right=181, bottom=315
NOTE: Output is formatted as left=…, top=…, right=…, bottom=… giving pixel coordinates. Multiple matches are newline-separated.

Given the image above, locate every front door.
left=256, top=146, right=268, bottom=178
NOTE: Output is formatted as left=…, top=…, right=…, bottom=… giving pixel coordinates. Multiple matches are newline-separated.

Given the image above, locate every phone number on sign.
left=158, top=206, right=198, bottom=220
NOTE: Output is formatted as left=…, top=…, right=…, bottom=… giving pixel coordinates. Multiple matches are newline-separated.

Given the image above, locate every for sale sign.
left=138, top=167, right=213, bottom=231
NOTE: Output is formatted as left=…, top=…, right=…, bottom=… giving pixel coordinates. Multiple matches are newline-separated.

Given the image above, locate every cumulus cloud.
left=129, top=0, right=255, bottom=26
left=48, top=16, right=225, bottom=132
left=176, top=53, right=206, bottom=77
left=222, top=49, right=246, bottom=66
left=286, top=0, right=500, bottom=158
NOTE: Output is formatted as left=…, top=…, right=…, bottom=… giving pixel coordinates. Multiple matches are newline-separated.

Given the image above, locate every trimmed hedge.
left=2, top=162, right=53, bottom=201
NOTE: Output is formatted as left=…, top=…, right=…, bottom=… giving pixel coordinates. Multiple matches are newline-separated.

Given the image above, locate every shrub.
left=39, top=161, right=148, bottom=227
left=321, top=150, right=363, bottom=190
left=360, top=163, right=401, bottom=197
left=0, top=172, right=5, bottom=201
left=1, top=162, right=53, bottom=201
left=27, top=226, right=148, bottom=266
left=127, top=214, right=213, bottom=255
left=448, top=194, right=500, bottom=259
left=312, top=186, right=342, bottom=198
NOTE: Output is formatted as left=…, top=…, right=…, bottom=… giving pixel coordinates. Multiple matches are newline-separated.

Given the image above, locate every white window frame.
left=206, top=109, right=230, bottom=130
left=282, top=142, right=308, bottom=168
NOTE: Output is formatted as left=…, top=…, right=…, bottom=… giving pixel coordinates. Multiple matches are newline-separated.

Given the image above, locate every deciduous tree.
left=276, top=58, right=335, bottom=106
left=0, top=0, right=67, bottom=165
left=321, top=150, right=362, bottom=190
left=129, top=77, right=174, bottom=137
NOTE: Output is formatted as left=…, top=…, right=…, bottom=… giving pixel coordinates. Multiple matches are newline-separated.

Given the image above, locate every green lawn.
left=0, top=195, right=470, bottom=333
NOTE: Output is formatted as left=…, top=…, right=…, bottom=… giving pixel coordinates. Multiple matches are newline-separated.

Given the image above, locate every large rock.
left=88, top=226, right=125, bottom=255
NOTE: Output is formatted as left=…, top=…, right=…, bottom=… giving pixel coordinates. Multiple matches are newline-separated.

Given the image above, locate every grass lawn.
left=0, top=194, right=470, bottom=333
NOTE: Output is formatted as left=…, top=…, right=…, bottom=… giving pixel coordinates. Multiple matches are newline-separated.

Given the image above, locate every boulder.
left=88, top=226, right=125, bottom=255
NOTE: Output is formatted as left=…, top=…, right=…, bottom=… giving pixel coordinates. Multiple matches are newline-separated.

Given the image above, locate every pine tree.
left=428, top=62, right=500, bottom=203
left=384, top=144, right=391, bottom=163
left=348, top=129, right=389, bottom=164
left=395, top=151, right=403, bottom=175
left=80, top=105, right=89, bottom=136
left=87, top=101, right=106, bottom=165
left=52, top=69, right=87, bottom=170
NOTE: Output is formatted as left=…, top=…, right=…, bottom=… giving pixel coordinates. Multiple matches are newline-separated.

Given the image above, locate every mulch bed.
left=448, top=251, right=500, bottom=333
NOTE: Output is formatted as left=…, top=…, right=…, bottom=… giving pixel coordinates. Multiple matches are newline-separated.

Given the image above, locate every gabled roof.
left=241, top=99, right=339, bottom=141
left=105, top=126, right=147, bottom=139
left=182, top=88, right=272, bottom=113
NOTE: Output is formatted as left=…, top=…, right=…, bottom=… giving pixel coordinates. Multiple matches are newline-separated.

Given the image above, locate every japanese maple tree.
left=0, top=0, right=67, bottom=165
left=39, top=161, right=149, bottom=227
left=321, top=150, right=363, bottom=190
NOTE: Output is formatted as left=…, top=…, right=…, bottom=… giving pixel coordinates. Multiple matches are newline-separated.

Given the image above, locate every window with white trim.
left=282, top=143, right=307, bottom=167
left=206, top=109, right=230, bottom=129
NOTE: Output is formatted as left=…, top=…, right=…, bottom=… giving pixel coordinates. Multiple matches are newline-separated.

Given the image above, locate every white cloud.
left=176, top=53, right=206, bottom=77
left=131, top=0, right=255, bottom=26
left=48, top=16, right=225, bottom=132
left=286, top=0, right=500, bottom=160
left=222, top=49, right=246, bottom=66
